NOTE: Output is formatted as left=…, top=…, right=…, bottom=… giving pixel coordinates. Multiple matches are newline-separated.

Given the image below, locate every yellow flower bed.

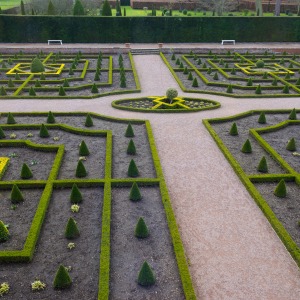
left=0, top=157, right=9, bottom=179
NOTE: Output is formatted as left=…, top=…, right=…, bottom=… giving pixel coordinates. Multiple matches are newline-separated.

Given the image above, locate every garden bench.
left=221, top=40, right=235, bottom=45
left=48, top=40, right=62, bottom=45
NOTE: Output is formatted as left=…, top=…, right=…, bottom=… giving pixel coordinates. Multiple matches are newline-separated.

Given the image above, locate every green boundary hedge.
left=203, top=109, right=300, bottom=268
left=0, top=16, right=300, bottom=43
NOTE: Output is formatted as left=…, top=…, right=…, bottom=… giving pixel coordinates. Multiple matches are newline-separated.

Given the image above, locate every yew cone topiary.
left=272, top=78, right=278, bottom=86
left=0, top=126, right=5, bottom=138
left=192, top=77, right=198, bottom=87
left=213, top=72, right=219, bottom=80
left=289, top=108, right=297, bottom=120
left=21, top=163, right=33, bottom=179
left=127, top=139, right=136, bottom=155
left=255, top=84, right=262, bottom=94
left=229, top=122, right=238, bottom=136
left=257, top=156, right=268, bottom=173
left=35, top=79, right=42, bottom=87
left=0, top=220, right=9, bottom=243
left=7, top=112, right=16, bottom=124
left=247, top=78, right=253, bottom=86
left=31, top=57, right=45, bottom=73
left=183, top=66, right=188, bottom=74
left=11, top=184, right=24, bottom=204
left=53, top=265, right=72, bottom=289
left=39, top=124, right=49, bottom=138
left=138, top=261, right=155, bottom=286
left=40, top=73, right=46, bottom=80
left=70, top=183, right=82, bottom=204
left=47, top=111, right=55, bottom=124
left=125, top=123, right=134, bottom=137
left=0, top=86, right=7, bottom=96
left=258, top=112, right=266, bottom=124
left=282, top=84, right=289, bottom=94
left=286, top=138, right=296, bottom=151
left=65, top=217, right=80, bottom=239
left=135, top=217, right=149, bottom=238
left=79, top=140, right=90, bottom=156
left=76, top=160, right=87, bottom=177
left=226, top=84, right=233, bottom=93
left=241, top=139, right=252, bottom=153
left=188, top=72, right=193, bottom=80
left=85, top=114, right=93, bottom=127
left=128, top=159, right=139, bottom=177
left=129, top=182, right=142, bottom=201
left=274, top=179, right=287, bottom=198
left=8, top=79, right=14, bottom=87
left=29, top=86, right=36, bottom=96
left=91, top=83, right=98, bottom=93
left=63, top=78, right=69, bottom=87
left=59, top=86, right=66, bottom=96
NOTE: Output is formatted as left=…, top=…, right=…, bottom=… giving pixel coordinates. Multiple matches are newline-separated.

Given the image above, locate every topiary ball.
left=256, top=60, right=264, bottom=68
left=166, top=88, right=178, bottom=102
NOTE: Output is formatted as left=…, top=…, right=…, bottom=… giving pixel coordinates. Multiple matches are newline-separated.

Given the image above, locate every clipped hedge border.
left=0, top=111, right=196, bottom=299
left=203, top=109, right=300, bottom=268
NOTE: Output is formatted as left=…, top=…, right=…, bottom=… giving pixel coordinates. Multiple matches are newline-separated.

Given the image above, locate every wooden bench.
left=48, top=40, right=62, bottom=45
left=221, top=40, right=235, bottom=45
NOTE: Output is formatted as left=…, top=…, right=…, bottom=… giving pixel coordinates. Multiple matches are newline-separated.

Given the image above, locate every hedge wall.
left=0, top=16, right=300, bottom=43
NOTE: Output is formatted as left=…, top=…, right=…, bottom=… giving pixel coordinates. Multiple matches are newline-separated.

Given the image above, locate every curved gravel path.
left=1, top=51, right=300, bottom=299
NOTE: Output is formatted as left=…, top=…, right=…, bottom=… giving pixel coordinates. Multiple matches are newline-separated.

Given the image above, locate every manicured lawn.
left=0, top=0, right=21, bottom=9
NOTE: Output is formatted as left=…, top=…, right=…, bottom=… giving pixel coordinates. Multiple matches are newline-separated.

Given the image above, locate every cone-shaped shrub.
left=289, top=108, right=297, bottom=120
left=47, top=111, right=55, bottom=124
left=226, top=84, right=233, bottom=93
left=135, top=217, right=149, bottom=238
left=285, top=73, right=291, bottom=80
left=7, top=112, right=16, bottom=124
left=35, top=79, right=41, bottom=87
left=63, top=78, right=69, bottom=87
left=171, top=53, right=175, bottom=60
left=70, top=183, right=82, bottom=204
left=8, top=79, right=14, bottom=87
left=91, top=83, right=98, bottom=93
left=128, top=159, right=139, bottom=177
left=120, top=76, right=126, bottom=88
left=282, top=84, right=289, bottom=94
left=31, top=57, right=45, bottom=73
left=39, top=124, right=49, bottom=138
left=85, top=114, right=93, bottom=127
left=69, top=68, right=74, bottom=75
left=213, top=72, right=219, bottom=80
left=247, top=78, right=253, bottom=86
left=0, top=220, right=9, bottom=242
left=257, top=156, right=268, bottom=173
left=129, top=182, right=142, bottom=201
left=258, top=112, right=266, bottom=124
left=40, top=73, right=46, bottom=80
left=94, top=72, right=100, bottom=81
left=192, top=77, right=199, bottom=87
left=11, top=184, right=24, bottom=204
left=262, top=72, right=268, bottom=79
left=125, top=123, right=134, bottom=137
left=29, top=86, right=36, bottom=96
left=65, top=217, right=80, bottom=239
left=15, top=73, right=20, bottom=80
left=274, top=179, right=287, bottom=198
left=175, top=58, right=180, bottom=65
left=255, top=84, right=262, bottom=94
left=295, top=78, right=300, bottom=85
left=202, top=63, right=207, bottom=68
left=75, top=160, right=87, bottom=177
left=0, top=86, right=7, bottom=96
left=286, top=138, right=296, bottom=151
left=21, top=163, right=33, bottom=179
left=53, top=265, right=72, bottom=289
left=179, top=62, right=184, bottom=68
left=183, top=66, right=188, bottom=74
left=0, top=127, right=5, bottom=138
left=197, top=58, right=201, bottom=65
left=230, top=68, right=236, bottom=75
left=138, top=261, right=155, bottom=286
left=79, top=140, right=90, bottom=156
left=207, top=68, right=212, bottom=74
left=229, top=122, right=238, bottom=136
left=59, top=86, right=66, bottom=96
left=271, top=78, right=277, bottom=86
left=241, top=139, right=252, bottom=153
left=127, top=139, right=136, bottom=155
left=187, top=72, right=193, bottom=80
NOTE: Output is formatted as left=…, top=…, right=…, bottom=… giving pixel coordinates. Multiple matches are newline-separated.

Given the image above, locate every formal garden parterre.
left=0, top=51, right=140, bottom=99
left=204, top=109, right=300, bottom=269
left=0, top=112, right=195, bottom=299
left=161, top=50, right=300, bottom=97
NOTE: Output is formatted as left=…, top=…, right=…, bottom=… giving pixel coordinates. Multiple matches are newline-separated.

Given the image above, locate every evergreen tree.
left=116, top=0, right=122, bottom=16
left=76, top=160, right=87, bottom=177
left=0, top=86, right=7, bottom=96
left=47, top=0, right=56, bottom=15
left=257, top=156, right=268, bottom=173
left=20, top=0, right=25, bottom=15
left=31, top=57, right=45, bottom=73
left=0, top=220, right=9, bottom=242
left=247, top=78, right=253, bottom=86
left=8, top=79, right=14, bottom=87
left=229, top=122, right=238, bottom=136
left=47, top=111, right=55, bottom=123
left=101, top=0, right=112, bottom=16
left=85, top=114, right=93, bottom=127
left=135, top=217, right=149, bottom=238
left=7, top=112, right=16, bottom=124
left=63, top=78, right=69, bottom=87
left=29, top=86, right=36, bottom=96
left=11, top=184, right=24, bottom=204
left=91, top=83, right=98, bottom=93
left=286, top=138, right=296, bottom=151
left=53, top=265, right=72, bottom=289
left=192, top=77, right=198, bottom=87
left=125, top=123, right=134, bottom=137
left=226, top=84, right=233, bottom=93
left=127, top=139, right=136, bottom=155
left=274, top=179, right=287, bottom=198
left=241, top=139, right=252, bottom=153
left=65, top=217, right=80, bottom=239
left=59, top=86, right=66, bottom=96
left=128, top=159, right=139, bottom=177
left=138, top=261, right=155, bottom=286
left=258, top=112, right=266, bottom=124
left=79, top=140, right=90, bottom=156
left=255, top=84, right=262, bottom=94
left=21, top=163, right=33, bottom=179
left=129, top=182, right=142, bottom=201
left=289, top=108, right=297, bottom=120
left=70, top=183, right=82, bottom=204
left=39, top=124, right=49, bottom=138
left=0, top=126, right=5, bottom=138
left=35, top=80, right=42, bottom=87
left=73, top=0, right=85, bottom=15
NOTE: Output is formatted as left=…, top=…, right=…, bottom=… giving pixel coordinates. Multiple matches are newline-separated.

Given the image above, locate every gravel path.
left=1, top=48, right=300, bottom=299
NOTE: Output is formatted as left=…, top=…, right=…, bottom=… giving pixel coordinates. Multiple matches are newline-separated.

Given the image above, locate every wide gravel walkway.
left=1, top=46, right=300, bottom=299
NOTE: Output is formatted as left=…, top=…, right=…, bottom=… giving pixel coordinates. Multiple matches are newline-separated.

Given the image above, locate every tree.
left=73, top=0, right=85, bottom=15
left=20, top=0, right=26, bottom=15
left=101, top=0, right=112, bottom=16
left=275, top=0, right=281, bottom=16
left=47, top=0, right=56, bottom=15
left=116, top=0, right=122, bottom=16
left=255, top=0, right=263, bottom=16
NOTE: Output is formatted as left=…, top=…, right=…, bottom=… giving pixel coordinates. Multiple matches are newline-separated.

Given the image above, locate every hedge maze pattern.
left=204, top=109, right=300, bottom=269
left=162, top=50, right=300, bottom=98
left=0, top=112, right=195, bottom=299
left=0, top=51, right=140, bottom=99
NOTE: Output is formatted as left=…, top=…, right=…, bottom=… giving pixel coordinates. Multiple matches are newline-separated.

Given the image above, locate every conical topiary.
left=91, top=83, right=98, bottom=93
left=94, top=72, right=100, bottom=81
left=0, top=86, right=7, bottom=96
left=272, top=78, right=277, bottom=86
left=241, top=139, right=252, bottom=153
left=53, top=265, right=72, bottom=289
left=125, top=123, right=134, bottom=137
left=75, top=160, right=87, bottom=178
left=65, top=217, right=80, bottom=239
left=135, top=217, right=149, bottom=238
left=39, top=124, right=49, bottom=138
left=255, top=84, right=262, bottom=94
left=226, top=84, right=233, bottom=93
left=192, top=77, right=198, bottom=87
left=137, top=261, right=155, bottom=286
left=230, top=68, right=236, bottom=75
left=69, top=68, right=74, bottom=75
left=7, top=112, right=16, bottom=124
left=286, top=138, right=296, bottom=151
left=127, top=139, right=136, bottom=155
left=128, top=159, right=139, bottom=177
left=0, top=220, right=9, bottom=243
left=262, top=72, right=268, bottom=79
left=0, top=127, right=5, bottom=138
left=21, top=163, right=33, bottom=179
left=274, top=179, right=287, bottom=198
left=183, top=66, right=188, bottom=74
left=258, top=112, right=266, bottom=124
left=187, top=72, right=193, bottom=80
left=257, top=156, right=268, bottom=173
left=11, top=184, right=24, bottom=204
left=15, top=72, right=20, bottom=80
left=79, top=140, right=90, bottom=156
left=213, top=72, right=219, bottom=80
left=285, top=73, right=291, bottom=80
left=35, top=79, right=42, bottom=87
left=282, top=84, right=289, bottom=94
left=85, top=114, right=93, bottom=127
left=129, top=182, right=142, bottom=201
left=289, top=108, right=297, bottom=120
left=295, top=78, right=300, bottom=85
left=63, top=78, right=69, bottom=87
left=247, top=78, right=253, bottom=86
left=229, top=122, right=238, bottom=136
left=47, top=111, right=55, bottom=124
left=40, top=73, right=46, bottom=80
left=70, top=183, right=82, bottom=204
left=29, top=86, right=36, bottom=96
left=59, top=86, right=66, bottom=96
left=8, top=79, right=14, bottom=87
left=31, top=57, right=45, bottom=73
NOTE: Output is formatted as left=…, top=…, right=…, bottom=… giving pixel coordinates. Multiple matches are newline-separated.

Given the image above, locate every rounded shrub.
left=75, top=160, right=87, bottom=178
left=256, top=60, right=264, bottom=68
left=166, top=88, right=178, bottom=103
left=0, top=220, right=9, bottom=243
left=128, top=159, right=139, bottom=177
left=125, top=123, right=134, bottom=137
left=241, top=139, right=252, bottom=153
left=257, top=156, right=268, bottom=173
left=21, top=163, right=33, bottom=179
left=286, top=138, right=296, bottom=151
left=137, top=261, right=155, bottom=286
left=11, top=184, right=24, bottom=204
left=258, top=112, right=266, bottom=124
left=127, top=139, right=136, bottom=155
left=79, top=140, right=90, bottom=156
left=129, top=182, right=142, bottom=201
left=85, top=114, right=94, bottom=127
left=53, top=265, right=72, bottom=289
left=229, top=122, right=238, bottom=136
left=31, top=57, right=45, bottom=73
left=70, top=183, right=82, bottom=204
left=274, top=179, right=287, bottom=198
left=135, top=217, right=149, bottom=238
left=39, top=124, right=49, bottom=138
